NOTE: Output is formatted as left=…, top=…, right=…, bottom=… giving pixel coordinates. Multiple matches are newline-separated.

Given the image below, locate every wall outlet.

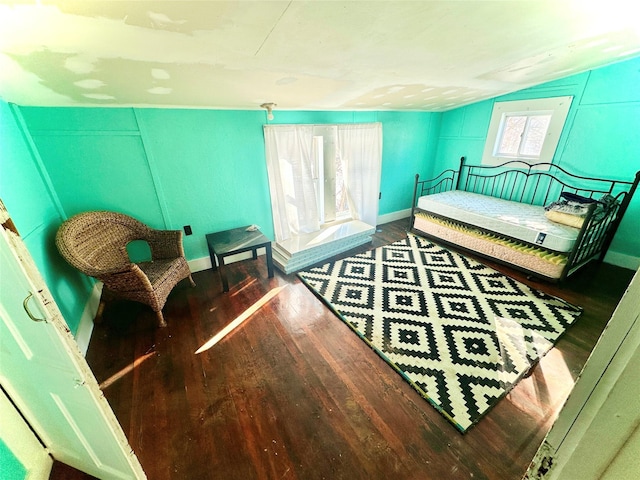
left=183, top=225, right=192, bottom=235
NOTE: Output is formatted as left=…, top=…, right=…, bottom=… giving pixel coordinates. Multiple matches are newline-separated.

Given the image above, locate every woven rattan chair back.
left=56, top=211, right=150, bottom=276
left=56, top=211, right=195, bottom=327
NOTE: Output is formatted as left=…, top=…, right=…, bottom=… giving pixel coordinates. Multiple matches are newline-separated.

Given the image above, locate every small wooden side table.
left=206, top=226, right=274, bottom=292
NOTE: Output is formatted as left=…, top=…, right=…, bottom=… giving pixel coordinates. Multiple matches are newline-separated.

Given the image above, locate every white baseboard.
left=377, top=208, right=411, bottom=225
left=75, top=282, right=102, bottom=356
left=188, top=210, right=639, bottom=274
left=189, top=247, right=639, bottom=274
left=604, top=250, right=640, bottom=271
left=187, top=211, right=413, bottom=273
left=188, top=256, right=212, bottom=273
left=188, top=250, right=263, bottom=273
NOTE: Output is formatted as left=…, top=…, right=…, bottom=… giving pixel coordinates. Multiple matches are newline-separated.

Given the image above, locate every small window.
left=482, top=97, right=572, bottom=166
left=495, top=113, right=552, bottom=159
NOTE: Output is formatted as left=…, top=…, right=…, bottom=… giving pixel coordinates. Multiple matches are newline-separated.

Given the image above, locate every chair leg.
left=94, top=299, right=106, bottom=324
left=188, top=274, right=196, bottom=287
left=156, top=310, right=167, bottom=328
left=95, top=288, right=116, bottom=324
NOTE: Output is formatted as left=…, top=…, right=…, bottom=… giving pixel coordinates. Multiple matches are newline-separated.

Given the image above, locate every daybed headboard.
left=455, top=156, right=639, bottom=208
left=412, top=156, right=640, bottom=271
left=414, top=156, right=639, bottom=211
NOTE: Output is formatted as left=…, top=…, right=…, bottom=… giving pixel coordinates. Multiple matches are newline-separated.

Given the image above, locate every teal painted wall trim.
left=433, top=56, right=640, bottom=264
left=0, top=100, right=93, bottom=335
left=8, top=104, right=67, bottom=220
left=133, top=109, right=172, bottom=229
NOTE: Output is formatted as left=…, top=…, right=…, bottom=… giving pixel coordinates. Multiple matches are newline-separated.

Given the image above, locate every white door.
left=526, top=266, right=640, bottom=479
left=0, top=201, right=146, bottom=479
left=0, top=386, right=52, bottom=479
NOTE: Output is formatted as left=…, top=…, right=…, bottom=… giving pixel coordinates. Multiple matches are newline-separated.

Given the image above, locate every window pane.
left=520, top=115, right=551, bottom=156
left=496, top=115, right=526, bottom=156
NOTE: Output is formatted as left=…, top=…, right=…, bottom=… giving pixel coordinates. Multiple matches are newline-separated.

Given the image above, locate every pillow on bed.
left=545, top=210, right=586, bottom=228
left=544, top=192, right=595, bottom=228
left=544, top=192, right=620, bottom=228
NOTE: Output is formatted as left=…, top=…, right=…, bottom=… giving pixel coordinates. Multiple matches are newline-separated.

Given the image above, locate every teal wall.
left=16, top=108, right=436, bottom=262
left=2, top=105, right=435, bottom=333
left=433, top=57, right=640, bottom=261
left=0, top=101, right=92, bottom=334
left=0, top=439, right=26, bottom=480
left=2, top=56, right=639, bottom=335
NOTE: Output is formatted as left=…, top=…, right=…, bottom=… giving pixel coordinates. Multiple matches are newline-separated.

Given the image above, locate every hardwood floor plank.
left=52, top=219, right=634, bottom=479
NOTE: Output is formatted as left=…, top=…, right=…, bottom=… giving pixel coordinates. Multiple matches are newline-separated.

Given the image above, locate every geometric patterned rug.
left=298, top=234, right=582, bottom=433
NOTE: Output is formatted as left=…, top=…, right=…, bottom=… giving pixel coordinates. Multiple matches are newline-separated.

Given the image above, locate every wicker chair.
left=56, top=211, right=195, bottom=328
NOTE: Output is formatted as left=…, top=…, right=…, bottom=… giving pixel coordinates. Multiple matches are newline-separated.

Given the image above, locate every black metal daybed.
left=411, top=156, right=640, bottom=281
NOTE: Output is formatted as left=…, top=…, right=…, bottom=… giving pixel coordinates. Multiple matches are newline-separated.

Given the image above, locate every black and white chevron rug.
left=298, top=234, right=582, bottom=432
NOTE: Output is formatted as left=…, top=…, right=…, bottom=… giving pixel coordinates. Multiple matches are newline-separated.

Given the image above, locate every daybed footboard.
left=411, top=157, right=639, bottom=281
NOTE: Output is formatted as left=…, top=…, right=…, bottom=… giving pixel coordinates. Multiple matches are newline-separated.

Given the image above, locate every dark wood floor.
left=52, top=219, right=634, bottom=480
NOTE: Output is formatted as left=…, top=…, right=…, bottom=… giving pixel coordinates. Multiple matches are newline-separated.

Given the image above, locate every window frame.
left=482, top=96, right=573, bottom=167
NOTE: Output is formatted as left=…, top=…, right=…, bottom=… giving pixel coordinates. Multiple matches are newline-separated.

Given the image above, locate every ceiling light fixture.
left=260, top=102, right=276, bottom=120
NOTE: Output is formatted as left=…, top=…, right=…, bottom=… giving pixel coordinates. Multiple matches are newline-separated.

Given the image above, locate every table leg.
left=219, top=255, right=229, bottom=292
left=265, top=243, right=274, bottom=278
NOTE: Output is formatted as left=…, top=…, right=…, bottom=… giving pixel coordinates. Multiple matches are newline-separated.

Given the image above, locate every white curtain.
left=264, top=125, right=320, bottom=242
left=264, top=122, right=382, bottom=243
left=337, top=123, right=382, bottom=227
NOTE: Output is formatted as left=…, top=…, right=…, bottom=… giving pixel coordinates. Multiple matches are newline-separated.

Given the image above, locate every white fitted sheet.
left=416, top=190, right=579, bottom=252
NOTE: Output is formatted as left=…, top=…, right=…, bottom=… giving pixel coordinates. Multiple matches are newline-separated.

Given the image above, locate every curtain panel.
left=264, top=123, right=382, bottom=243
left=264, top=125, right=319, bottom=243
left=337, top=123, right=382, bottom=228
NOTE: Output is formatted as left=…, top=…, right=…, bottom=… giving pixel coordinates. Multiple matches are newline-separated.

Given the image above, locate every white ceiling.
left=1, top=1, right=639, bottom=112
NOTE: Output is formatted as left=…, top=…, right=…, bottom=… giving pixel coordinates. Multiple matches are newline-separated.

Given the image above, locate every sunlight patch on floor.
left=99, top=351, right=156, bottom=390
left=230, top=278, right=257, bottom=297
left=195, top=286, right=286, bottom=354
left=507, top=348, right=575, bottom=417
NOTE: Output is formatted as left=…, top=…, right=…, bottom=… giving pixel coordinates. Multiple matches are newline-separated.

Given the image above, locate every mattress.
left=416, top=190, right=579, bottom=252
left=413, top=213, right=568, bottom=279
